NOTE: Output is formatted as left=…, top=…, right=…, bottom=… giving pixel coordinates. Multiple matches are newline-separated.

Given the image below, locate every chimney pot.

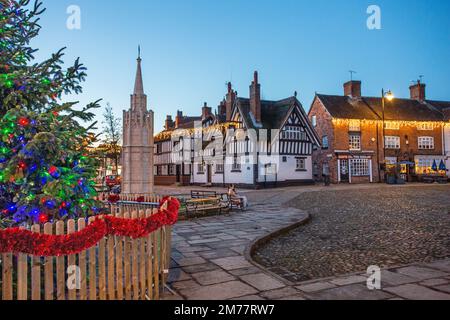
left=250, top=71, right=262, bottom=123
left=410, top=81, right=426, bottom=101
left=344, top=80, right=362, bottom=98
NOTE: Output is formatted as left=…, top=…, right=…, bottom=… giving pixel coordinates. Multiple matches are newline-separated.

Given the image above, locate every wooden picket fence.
left=0, top=205, right=172, bottom=300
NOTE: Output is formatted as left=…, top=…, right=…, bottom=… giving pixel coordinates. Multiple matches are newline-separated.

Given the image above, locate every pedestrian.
left=228, top=184, right=248, bottom=209
left=322, top=163, right=331, bottom=186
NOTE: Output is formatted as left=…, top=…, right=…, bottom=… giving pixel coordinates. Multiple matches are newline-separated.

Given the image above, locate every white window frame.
left=349, top=134, right=361, bottom=151
left=350, top=159, right=370, bottom=177
left=384, top=136, right=401, bottom=149
left=215, top=163, right=224, bottom=174
left=296, top=157, right=306, bottom=171
left=232, top=157, right=241, bottom=171
left=197, top=163, right=205, bottom=174
left=312, top=116, right=317, bottom=127
left=281, top=126, right=307, bottom=141
left=168, top=165, right=175, bottom=176
left=418, top=136, right=434, bottom=150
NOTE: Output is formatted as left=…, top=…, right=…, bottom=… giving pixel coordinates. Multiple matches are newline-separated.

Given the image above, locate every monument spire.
left=133, top=45, right=144, bottom=95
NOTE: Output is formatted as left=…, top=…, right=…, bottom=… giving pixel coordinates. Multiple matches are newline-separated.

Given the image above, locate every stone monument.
left=121, top=49, right=154, bottom=194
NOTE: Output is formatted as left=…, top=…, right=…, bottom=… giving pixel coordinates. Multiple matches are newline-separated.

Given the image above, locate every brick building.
left=308, top=80, right=449, bottom=184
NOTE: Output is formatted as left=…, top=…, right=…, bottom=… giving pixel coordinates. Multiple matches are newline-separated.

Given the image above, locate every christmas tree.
left=0, top=0, right=102, bottom=227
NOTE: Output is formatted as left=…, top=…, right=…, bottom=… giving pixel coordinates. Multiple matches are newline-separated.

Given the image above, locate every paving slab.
left=381, top=270, right=417, bottom=286
left=419, top=278, right=449, bottom=287
left=384, top=284, right=450, bottom=300
left=296, top=281, right=337, bottom=293
left=330, top=275, right=367, bottom=286
left=240, top=273, right=286, bottom=291
left=260, top=287, right=300, bottom=300
left=191, top=270, right=236, bottom=286
left=305, top=284, right=393, bottom=300
left=395, top=266, right=447, bottom=281
left=212, top=256, right=254, bottom=271
left=433, top=284, right=450, bottom=294
left=180, top=281, right=258, bottom=300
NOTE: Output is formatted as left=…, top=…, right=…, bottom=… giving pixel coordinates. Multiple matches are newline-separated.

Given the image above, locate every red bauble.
left=18, top=117, right=30, bottom=127
left=39, top=214, right=49, bottom=223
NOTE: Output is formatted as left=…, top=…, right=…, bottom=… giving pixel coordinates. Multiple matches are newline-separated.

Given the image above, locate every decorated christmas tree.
left=0, top=0, right=102, bottom=227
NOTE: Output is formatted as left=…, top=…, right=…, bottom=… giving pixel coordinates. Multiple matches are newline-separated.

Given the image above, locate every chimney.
left=218, top=100, right=227, bottom=119
left=226, top=82, right=236, bottom=122
left=344, top=80, right=361, bottom=98
left=175, top=110, right=183, bottom=128
left=202, top=102, right=212, bottom=120
left=250, top=71, right=261, bottom=123
left=165, top=115, right=174, bottom=130
left=410, top=81, right=426, bottom=101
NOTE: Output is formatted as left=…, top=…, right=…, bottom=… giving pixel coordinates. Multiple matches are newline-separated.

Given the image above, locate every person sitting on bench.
left=228, top=185, right=248, bottom=209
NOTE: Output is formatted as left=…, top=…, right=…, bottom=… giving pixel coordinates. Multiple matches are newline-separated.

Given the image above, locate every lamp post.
left=381, top=89, right=394, bottom=182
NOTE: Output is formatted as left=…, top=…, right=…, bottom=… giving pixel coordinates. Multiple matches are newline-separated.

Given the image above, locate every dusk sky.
left=32, top=0, right=450, bottom=133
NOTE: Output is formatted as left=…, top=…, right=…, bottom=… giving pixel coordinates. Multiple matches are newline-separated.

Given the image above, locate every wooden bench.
left=191, top=190, right=218, bottom=199
left=185, top=196, right=229, bottom=218
left=221, top=194, right=246, bottom=211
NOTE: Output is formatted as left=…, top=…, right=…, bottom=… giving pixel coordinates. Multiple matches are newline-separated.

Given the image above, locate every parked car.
left=105, top=175, right=121, bottom=188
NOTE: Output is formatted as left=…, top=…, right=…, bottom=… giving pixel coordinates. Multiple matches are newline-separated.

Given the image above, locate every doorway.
left=207, top=164, right=212, bottom=184
left=176, top=165, right=181, bottom=183
left=340, top=159, right=349, bottom=182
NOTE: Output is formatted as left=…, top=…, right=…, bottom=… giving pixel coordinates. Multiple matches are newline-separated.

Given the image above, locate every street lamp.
left=381, top=89, right=394, bottom=182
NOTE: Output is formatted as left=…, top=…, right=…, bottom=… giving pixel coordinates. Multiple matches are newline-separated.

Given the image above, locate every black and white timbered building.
left=154, top=71, right=320, bottom=188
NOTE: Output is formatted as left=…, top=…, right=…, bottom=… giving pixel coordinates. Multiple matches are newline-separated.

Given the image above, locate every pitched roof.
left=235, top=97, right=296, bottom=130
left=316, top=94, right=447, bottom=122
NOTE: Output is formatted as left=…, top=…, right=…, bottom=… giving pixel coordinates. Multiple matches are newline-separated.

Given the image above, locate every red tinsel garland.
left=0, top=197, right=180, bottom=256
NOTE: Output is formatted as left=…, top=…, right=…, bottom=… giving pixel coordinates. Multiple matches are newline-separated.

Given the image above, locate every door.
left=176, top=165, right=181, bottom=183
left=207, top=164, right=212, bottom=184
left=340, top=159, right=349, bottom=182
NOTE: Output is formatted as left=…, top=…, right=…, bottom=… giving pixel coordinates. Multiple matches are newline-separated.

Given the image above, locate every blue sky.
left=32, top=0, right=450, bottom=133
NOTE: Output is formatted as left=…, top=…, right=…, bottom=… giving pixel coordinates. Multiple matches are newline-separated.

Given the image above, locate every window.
left=265, top=163, right=277, bottom=175
left=385, top=136, right=400, bottom=149
left=418, top=137, right=434, bottom=150
left=384, top=122, right=400, bottom=130
left=232, top=157, right=241, bottom=171
left=350, top=159, right=370, bottom=176
left=197, top=163, right=204, bottom=173
left=312, top=116, right=317, bottom=127
left=415, top=158, right=443, bottom=175
left=349, top=134, right=361, bottom=150
left=168, top=165, right=175, bottom=176
left=282, top=156, right=287, bottom=163
left=322, top=136, right=329, bottom=149
left=296, top=158, right=306, bottom=171
left=417, top=123, right=434, bottom=131
left=349, top=120, right=361, bottom=132
left=281, top=126, right=307, bottom=141
left=215, top=163, right=224, bottom=173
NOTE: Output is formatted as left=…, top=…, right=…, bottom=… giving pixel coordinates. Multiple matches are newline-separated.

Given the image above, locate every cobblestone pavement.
left=164, top=184, right=450, bottom=300
left=254, top=185, right=450, bottom=282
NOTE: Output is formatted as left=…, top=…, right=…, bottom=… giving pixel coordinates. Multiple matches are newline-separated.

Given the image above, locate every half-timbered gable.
left=154, top=71, right=320, bottom=188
